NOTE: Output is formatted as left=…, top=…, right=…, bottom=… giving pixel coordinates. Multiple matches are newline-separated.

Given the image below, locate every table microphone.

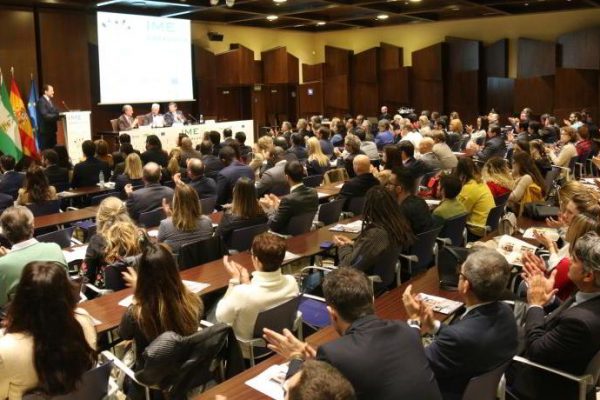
left=188, top=114, right=198, bottom=123
left=61, top=100, right=71, bottom=112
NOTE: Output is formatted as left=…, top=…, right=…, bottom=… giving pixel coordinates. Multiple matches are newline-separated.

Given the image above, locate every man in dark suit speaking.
left=37, top=84, right=60, bottom=150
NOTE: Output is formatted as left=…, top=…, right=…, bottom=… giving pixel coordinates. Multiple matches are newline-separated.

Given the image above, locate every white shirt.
left=403, top=131, right=423, bottom=148
left=10, top=238, right=38, bottom=252
left=151, top=114, right=164, bottom=128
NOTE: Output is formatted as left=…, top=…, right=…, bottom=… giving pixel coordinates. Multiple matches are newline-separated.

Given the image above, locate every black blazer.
left=510, top=295, right=600, bottom=400
left=188, top=176, right=217, bottom=200
left=215, top=212, right=269, bottom=249
left=0, top=171, right=25, bottom=200
left=426, top=302, right=518, bottom=400
left=141, top=149, right=169, bottom=168
left=306, top=159, right=331, bottom=176
left=114, top=174, right=143, bottom=193
left=215, top=161, right=254, bottom=206
left=71, top=157, right=111, bottom=189
left=201, top=155, right=224, bottom=181
left=287, top=146, right=308, bottom=161
left=0, top=193, right=12, bottom=212
left=399, top=194, right=434, bottom=235
left=309, top=315, right=442, bottom=400
left=339, top=173, right=379, bottom=210
left=475, top=136, right=506, bottom=163
left=44, top=165, right=69, bottom=190
left=126, top=183, right=174, bottom=222
left=36, top=96, right=59, bottom=135
left=268, top=184, right=319, bottom=235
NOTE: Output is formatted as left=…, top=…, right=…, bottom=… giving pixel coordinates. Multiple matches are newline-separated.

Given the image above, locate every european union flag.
left=27, top=78, right=39, bottom=152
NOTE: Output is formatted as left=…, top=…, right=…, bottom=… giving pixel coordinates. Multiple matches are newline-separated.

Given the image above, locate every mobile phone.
left=320, top=241, right=334, bottom=250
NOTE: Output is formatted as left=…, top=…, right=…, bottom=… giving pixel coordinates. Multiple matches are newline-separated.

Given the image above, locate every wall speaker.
left=207, top=32, right=224, bottom=42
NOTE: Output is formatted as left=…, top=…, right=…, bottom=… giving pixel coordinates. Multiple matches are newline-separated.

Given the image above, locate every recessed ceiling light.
left=377, top=14, right=389, bottom=20
left=316, top=21, right=326, bottom=26
left=273, top=0, right=287, bottom=3
left=409, top=0, right=422, bottom=2
left=267, top=14, right=278, bottom=20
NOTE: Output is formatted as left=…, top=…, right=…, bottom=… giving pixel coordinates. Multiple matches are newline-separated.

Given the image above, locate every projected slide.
left=97, top=12, right=194, bottom=105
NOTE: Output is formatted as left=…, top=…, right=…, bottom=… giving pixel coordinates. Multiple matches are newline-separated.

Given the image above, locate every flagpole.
left=10, top=67, right=14, bottom=78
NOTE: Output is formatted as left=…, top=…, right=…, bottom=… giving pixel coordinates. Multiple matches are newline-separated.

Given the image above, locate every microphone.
left=187, top=114, right=198, bottom=123
left=61, top=100, right=71, bottom=112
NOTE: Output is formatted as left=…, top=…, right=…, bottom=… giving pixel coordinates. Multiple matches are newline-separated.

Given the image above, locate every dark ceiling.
left=2, top=0, right=599, bottom=31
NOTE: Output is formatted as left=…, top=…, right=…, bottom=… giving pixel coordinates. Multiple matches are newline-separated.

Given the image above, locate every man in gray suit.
left=143, top=103, right=164, bottom=127
left=163, top=102, right=187, bottom=127
left=117, top=105, right=138, bottom=131
left=125, top=162, right=174, bottom=222
left=417, top=137, right=442, bottom=173
left=255, top=147, right=289, bottom=197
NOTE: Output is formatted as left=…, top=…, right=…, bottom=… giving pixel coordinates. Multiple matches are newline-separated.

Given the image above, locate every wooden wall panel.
left=195, top=47, right=217, bottom=118
left=254, top=61, right=263, bottom=84
left=352, top=48, right=378, bottom=83
left=380, top=43, right=403, bottom=70
left=517, top=38, right=556, bottom=78
left=251, top=86, right=266, bottom=135
left=351, top=47, right=378, bottom=116
left=324, top=46, right=352, bottom=116
left=445, top=37, right=482, bottom=123
left=558, top=27, right=600, bottom=70
left=287, top=54, right=299, bottom=84
left=514, top=76, right=554, bottom=115
left=0, top=9, right=37, bottom=97
left=412, top=80, right=443, bottom=115
left=216, top=86, right=251, bottom=121
left=215, top=45, right=254, bottom=86
left=325, top=46, right=352, bottom=78
left=485, top=39, right=508, bottom=78
left=352, top=83, right=379, bottom=117
left=262, top=47, right=299, bottom=85
left=299, top=82, right=323, bottom=117
left=412, top=43, right=446, bottom=81
left=486, top=77, right=514, bottom=119
left=554, top=68, right=599, bottom=122
left=38, top=10, right=91, bottom=111
left=302, top=64, right=324, bottom=82
left=379, top=67, right=410, bottom=112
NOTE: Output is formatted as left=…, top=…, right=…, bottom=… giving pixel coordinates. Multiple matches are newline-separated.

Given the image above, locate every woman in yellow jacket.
left=456, top=157, right=495, bottom=240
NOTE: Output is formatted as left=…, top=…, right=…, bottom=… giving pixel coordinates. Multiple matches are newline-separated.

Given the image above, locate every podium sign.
left=60, top=111, right=92, bottom=163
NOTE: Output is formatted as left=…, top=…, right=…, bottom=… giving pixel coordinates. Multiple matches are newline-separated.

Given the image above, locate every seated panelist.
left=118, top=104, right=138, bottom=131
left=164, top=102, right=187, bottom=127
left=143, top=103, right=164, bottom=128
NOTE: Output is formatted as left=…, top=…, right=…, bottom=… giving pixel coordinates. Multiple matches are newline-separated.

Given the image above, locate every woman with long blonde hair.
left=157, top=183, right=213, bottom=253
left=83, top=197, right=135, bottom=288
left=119, top=243, right=203, bottom=394
left=166, top=148, right=182, bottom=179
left=306, top=137, right=331, bottom=175
left=481, top=157, right=514, bottom=199
left=249, top=135, right=274, bottom=176
left=104, top=221, right=143, bottom=264
left=115, top=153, right=144, bottom=193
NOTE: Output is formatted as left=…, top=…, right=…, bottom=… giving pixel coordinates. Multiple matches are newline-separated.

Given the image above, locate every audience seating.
left=283, top=212, right=316, bottom=236
left=323, top=168, right=349, bottom=185
left=228, top=223, right=269, bottom=253
left=239, top=296, right=302, bottom=367
left=36, top=226, right=76, bottom=249
left=345, top=196, right=366, bottom=216
left=90, top=191, right=119, bottom=206
left=462, top=360, right=510, bottom=400
left=303, top=175, right=324, bottom=188
left=494, top=192, right=511, bottom=207
left=138, top=208, right=166, bottom=228
left=544, top=166, right=562, bottom=199
left=316, top=199, right=345, bottom=226
left=437, top=244, right=470, bottom=290
left=26, top=199, right=61, bottom=217
left=22, top=360, right=114, bottom=400
left=177, top=236, right=226, bottom=270
left=466, top=203, right=505, bottom=242
left=398, top=226, right=443, bottom=282
left=200, top=196, right=217, bottom=215
left=438, top=212, right=468, bottom=247
left=109, top=119, right=119, bottom=132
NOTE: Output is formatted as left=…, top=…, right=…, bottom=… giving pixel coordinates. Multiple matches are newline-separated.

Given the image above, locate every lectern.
left=60, top=111, right=92, bottom=162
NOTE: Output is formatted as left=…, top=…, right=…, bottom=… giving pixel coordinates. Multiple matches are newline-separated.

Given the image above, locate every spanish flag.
left=10, top=74, right=38, bottom=159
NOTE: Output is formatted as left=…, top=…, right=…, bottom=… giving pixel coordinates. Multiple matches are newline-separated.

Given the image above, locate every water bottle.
left=199, top=114, right=204, bottom=124
left=99, top=171, right=105, bottom=186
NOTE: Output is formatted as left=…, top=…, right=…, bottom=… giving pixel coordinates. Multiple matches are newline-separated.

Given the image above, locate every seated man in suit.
left=143, top=103, right=164, bottom=127
left=508, top=232, right=600, bottom=400
left=403, top=249, right=518, bottom=400
left=235, top=132, right=252, bottom=163
left=398, top=140, right=430, bottom=179
left=0, top=206, right=67, bottom=307
left=339, top=155, right=379, bottom=211
left=125, top=162, right=174, bottom=222
left=199, top=139, right=224, bottom=181
left=41, top=149, right=69, bottom=191
left=0, top=155, right=25, bottom=200
left=70, top=140, right=111, bottom=189
left=470, top=125, right=506, bottom=163
left=284, top=360, right=355, bottom=400
left=216, top=145, right=254, bottom=206
left=255, top=147, right=289, bottom=197
left=163, top=102, right=186, bottom=127
left=264, top=267, right=442, bottom=400
left=389, top=167, right=434, bottom=235
left=178, top=158, right=215, bottom=200
left=287, top=133, right=308, bottom=162
left=117, top=105, right=138, bottom=131
left=417, top=137, right=442, bottom=173
left=260, top=161, right=319, bottom=235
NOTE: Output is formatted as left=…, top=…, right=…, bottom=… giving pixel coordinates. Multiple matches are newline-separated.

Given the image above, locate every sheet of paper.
left=182, top=280, right=210, bottom=293
left=329, top=220, right=363, bottom=233
left=418, top=293, right=463, bottom=315
left=283, top=251, right=300, bottom=262
left=63, top=245, right=88, bottom=263
left=522, top=227, right=560, bottom=242
left=212, top=223, right=219, bottom=228
left=147, top=229, right=159, bottom=238
left=245, top=364, right=289, bottom=400
left=317, top=191, right=328, bottom=198
left=57, top=191, right=77, bottom=197
left=118, top=294, right=134, bottom=308
left=425, top=199, right=441, bottom=207
left=91, top=316, right=102, bottom=326
left=335, top=183, right=344, bottom=189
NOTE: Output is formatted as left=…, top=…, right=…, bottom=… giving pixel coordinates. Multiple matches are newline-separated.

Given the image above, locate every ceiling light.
left=409, top=0, right=421, bottom=2
left=97, top=0, right=121, bottom=6
left=377, top=14, right=389, bottom=20
left=267, top=14, right=278, bottom=20
left=273, top=0, right=287, bottom=3
left=316, top=21, right=326, bottom=26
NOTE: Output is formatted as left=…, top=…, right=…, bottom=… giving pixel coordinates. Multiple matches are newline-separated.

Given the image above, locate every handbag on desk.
left=523, top=202, right=560, bottom=220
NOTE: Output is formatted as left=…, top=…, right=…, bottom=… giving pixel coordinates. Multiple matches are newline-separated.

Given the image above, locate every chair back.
left=110, top=119, right=119, bottom=132
left=544, top=166, right=562, bottom=195
left=584, top=349, right=600, bottom=389
left=178, top=235, right=226, bottom=270
left=252, top=296, right=300, bottom=338
left=229, top=223, right=269, bottom=252
left=138, top=208, right=166, bottom=228
left=26, top=199, right=61, bottom=217
left=408, top=226, right=443, bottom=273
left=303, top=175, right=323, bottom=188
left=323, top=168, right=349, bottom=185
left=438, top=245, right=471, bottom=290
left=317, top=199, right=345, bottom=226
left=54, top=182, right=71, bottom=193
left=22, top=361, right=113, bottom=400
left=494, top=192, right=510, bottom=207
left=371, top=245, right=400, bottom=294
left=90, top=191, right=119, bottom=206
left=438, top=213, right=468, bottom=247
left=486, top=204, right=505, bottom=233
left=461, top=361, right=510, bottom=400
left=200, top=196, right=217, bottom=215
left=568, top=155, right=578, bottom=177
left=284, top=211, right=316, bottom=236
left=36, top=226, right=76, bottom=249
left=103, top=259, right=131, bottom=291
left=346, top=196, right=366, bottom=215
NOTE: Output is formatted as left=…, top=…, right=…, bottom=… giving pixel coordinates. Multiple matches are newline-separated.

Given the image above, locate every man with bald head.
left=118, top=105, right=138, bottom=131
left=125, top=162, right=174, bottom=222
left=417, top=137, right=442, bottom=173
left=182, top=158, right=216, bottom=200
left=339, top=154, right=380, bottom=211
